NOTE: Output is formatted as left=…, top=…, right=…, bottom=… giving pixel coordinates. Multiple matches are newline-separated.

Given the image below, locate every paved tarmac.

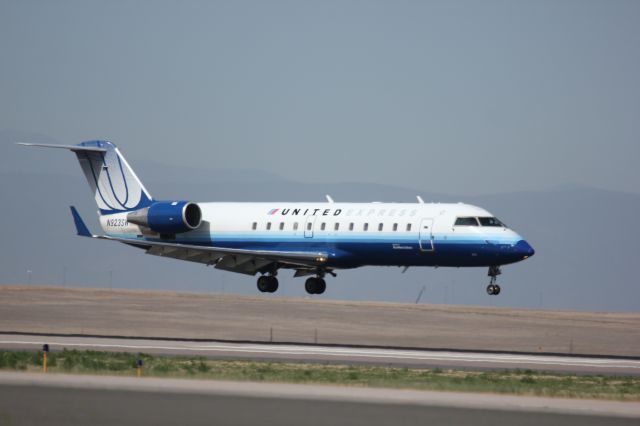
left=2, top=334, right=639, bottom=375
left=1, top=285, right=639, bottom=358
left=0, top=372, right=638, bottom=426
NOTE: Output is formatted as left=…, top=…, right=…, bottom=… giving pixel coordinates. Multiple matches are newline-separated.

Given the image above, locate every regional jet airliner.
left=20, top=140, right=534, bottom=295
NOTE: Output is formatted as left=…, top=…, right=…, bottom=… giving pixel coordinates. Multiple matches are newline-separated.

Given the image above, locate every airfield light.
left=42, top=344, right=49, bottom=373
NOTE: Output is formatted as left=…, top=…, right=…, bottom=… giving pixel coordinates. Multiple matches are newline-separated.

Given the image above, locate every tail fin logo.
left=75, top=140, right=153, bottom=214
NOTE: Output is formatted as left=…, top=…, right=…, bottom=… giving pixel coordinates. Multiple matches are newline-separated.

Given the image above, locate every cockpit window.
left=454, top=217, right=479, bottom=226
left=478, top=217, right=506, bottom=227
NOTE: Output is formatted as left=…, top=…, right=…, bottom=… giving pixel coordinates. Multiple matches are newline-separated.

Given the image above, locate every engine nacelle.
left=127, top=201, right=202, bottom=234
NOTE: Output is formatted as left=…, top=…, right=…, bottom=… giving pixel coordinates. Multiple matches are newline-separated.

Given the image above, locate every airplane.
left=20, top=140, right=534, bottom=296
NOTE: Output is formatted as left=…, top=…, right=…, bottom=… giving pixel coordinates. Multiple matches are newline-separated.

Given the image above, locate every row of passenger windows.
left=252, top=222, right=413, bottom=232
left=454, top=217, right=506, bottom=227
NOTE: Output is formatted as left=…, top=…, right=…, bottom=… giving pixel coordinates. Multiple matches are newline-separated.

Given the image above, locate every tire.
left=305, top=277, right=317, bottom=294
left=315, top=278, right=326, bottom=295
left=267, top=276, right=279, bottom=293
left=486, top=284, right=495, bottom=295
left=494, top=284, right=501, bottom=295
left=257, top=276, right=270, bottom=293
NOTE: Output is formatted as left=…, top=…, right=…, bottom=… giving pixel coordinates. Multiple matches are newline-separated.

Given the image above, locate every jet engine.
left=127, top=201, right=202, bottom=234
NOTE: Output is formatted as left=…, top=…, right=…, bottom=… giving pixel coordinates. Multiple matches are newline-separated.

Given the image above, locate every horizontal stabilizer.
left=70, top=206, right=93, bottom=237
left=17, top=142, right=107, bottom=153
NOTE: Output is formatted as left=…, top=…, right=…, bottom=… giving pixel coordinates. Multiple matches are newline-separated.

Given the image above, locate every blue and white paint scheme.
left=20, top=140, right=534, bottom=295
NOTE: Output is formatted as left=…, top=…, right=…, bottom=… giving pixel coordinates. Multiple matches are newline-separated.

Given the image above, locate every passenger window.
left=378, top=223, right=383, bottom=231
left=266, top=222, right=271, bottom=230
left=252, top=222, right=257, bottom=230
left=307, top=222, right=312, bottom=231
left=349, top=223, right=354, bottom=231
left=479, top=217, right=506, bottom=227
left=293, top=222, right=299, bottom=231
left=364, top=223, right=369, bottom=231
left=406, top=223, right=412, bottom=232
left=279, top=222, right=284, bottom=230
left=393, top=223, right=398, bottom=231
left=455, top=217, right=479, bottom=226
left=321, top=223, right=326, bottom=231
left=334, top=223, right=339, bottom=231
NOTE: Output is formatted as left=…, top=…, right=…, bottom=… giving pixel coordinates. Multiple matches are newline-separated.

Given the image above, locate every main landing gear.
left=305, top=276, right=326, bottom=295
left=257, top=275, right=278, bottom=293
left=486, top=265, right=501, bottom=296
left=256, top=270, right=331, bottom=295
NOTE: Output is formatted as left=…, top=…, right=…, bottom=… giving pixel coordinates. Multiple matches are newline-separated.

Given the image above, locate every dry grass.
left=2, top=349, right=639, bottom=401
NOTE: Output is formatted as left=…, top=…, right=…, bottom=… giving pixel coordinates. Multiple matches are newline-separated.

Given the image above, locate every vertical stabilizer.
left=19, top=140, right=153, bottom=214
left=74, top=140, right=153, bottom=214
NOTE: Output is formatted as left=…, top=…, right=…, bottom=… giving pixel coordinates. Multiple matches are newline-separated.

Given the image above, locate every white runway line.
left=1, top=335, right=639, bottom=371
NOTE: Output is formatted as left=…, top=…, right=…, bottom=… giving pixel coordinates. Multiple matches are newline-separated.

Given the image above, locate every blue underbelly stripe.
left=106, top=232, right=525, bottom=267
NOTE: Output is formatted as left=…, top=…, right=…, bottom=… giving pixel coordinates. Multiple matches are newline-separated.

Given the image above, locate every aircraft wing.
left=69, top=206, right=329, bottom=275
left=107, top=235, right=329, bottom=275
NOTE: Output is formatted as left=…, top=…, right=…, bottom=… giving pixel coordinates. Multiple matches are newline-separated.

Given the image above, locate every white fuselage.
left=101, top=201, right=532, bottom=268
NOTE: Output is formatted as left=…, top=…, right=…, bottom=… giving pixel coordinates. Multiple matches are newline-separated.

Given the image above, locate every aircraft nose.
left=515, top=240, right=535, bottom=259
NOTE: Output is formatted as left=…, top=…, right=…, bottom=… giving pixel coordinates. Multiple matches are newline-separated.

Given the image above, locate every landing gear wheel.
left=305, top=277, right=326, bottom=295
left=305, top=277, right=316, bottom=294
left=266, top=276, right=279, bottom=293
left=257, top=275, right=279, bottom=293
left=257, top=276, right=270, bottom=292
left=486, top=266, right=502, bottom=296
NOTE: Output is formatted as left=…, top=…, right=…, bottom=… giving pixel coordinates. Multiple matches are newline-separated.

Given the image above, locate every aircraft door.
left=304, top=216, right=316, bottom=238
left=419, top=218, right=434, bottom=251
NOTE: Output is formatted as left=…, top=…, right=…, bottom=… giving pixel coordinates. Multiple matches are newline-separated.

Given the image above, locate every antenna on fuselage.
left=325, top=195, right=335, bottom=203
left=415, top=285, right=426, bottom=304
left=416, top=196, right=425, bottom=204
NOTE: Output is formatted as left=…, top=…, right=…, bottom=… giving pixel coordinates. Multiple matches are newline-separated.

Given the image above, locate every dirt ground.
left=1, top=285, right=638, bottom=357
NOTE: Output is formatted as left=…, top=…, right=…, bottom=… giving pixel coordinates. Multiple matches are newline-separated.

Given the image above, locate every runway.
left=1, top=333, right=639, bottom=375
left=0, top=372, right=638, bottom=426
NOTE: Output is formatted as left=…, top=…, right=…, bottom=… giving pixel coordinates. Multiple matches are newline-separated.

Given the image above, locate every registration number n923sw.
left=106, top=218, right=128, bottom=227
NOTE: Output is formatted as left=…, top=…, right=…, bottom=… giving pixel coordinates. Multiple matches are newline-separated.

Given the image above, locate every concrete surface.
left=0, top=372, right=638, bottom=426
left=2, top=334, right=640, bottom=375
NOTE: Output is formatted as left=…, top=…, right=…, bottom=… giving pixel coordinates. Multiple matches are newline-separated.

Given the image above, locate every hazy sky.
left=2, top=0, right=639, bottom=195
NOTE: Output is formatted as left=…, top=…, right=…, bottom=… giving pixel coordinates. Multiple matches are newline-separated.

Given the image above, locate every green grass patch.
left=2, top=349, right=639, bottom=401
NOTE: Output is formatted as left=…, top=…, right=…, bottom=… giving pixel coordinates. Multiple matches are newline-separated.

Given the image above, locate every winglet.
left=70, top=206, right=93, bottom=237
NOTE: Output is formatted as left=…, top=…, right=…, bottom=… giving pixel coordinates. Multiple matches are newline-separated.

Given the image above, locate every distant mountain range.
left=2, top=129, right=638, bottom=311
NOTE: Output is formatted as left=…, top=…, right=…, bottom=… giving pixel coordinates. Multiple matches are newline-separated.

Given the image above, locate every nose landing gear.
left=486, top=265, right=502, bottom=296
left=487, top=283, right=501, bottom=295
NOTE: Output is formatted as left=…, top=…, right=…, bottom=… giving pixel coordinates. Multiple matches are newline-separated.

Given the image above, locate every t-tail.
left=19, top=140, right=201, bottom=236
left=19, top=140, right=154, bottom=214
